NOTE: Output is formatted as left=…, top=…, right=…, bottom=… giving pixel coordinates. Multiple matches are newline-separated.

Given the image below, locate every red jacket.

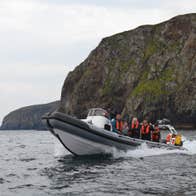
left=116, top=120, right=123, bottom=132
left=141, top=125, right=150, bottom=134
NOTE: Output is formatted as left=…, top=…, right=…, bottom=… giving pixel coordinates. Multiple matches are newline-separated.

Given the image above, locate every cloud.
left=0, top=64, right=69, bottom=123
left=0, top=0, right=196, bottom=123
left=1, top=0, right=195, bottom=68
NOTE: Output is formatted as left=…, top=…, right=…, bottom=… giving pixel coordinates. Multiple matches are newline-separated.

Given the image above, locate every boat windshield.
left=87, top=108, right=108, bottom=118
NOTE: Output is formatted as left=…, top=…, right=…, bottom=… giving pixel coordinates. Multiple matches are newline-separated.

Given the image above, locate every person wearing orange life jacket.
left=111, top=114, right=123, bottom=134
left=171, top=134, right=176, bottom=144
left=141, top=120, right=151, bottom=141
left=166, top=133, right=172, bottom=144
left=151, top=123, right=161, bottom=142
left=166, top=133, right=176, bottom=144
left=121, top=120, right=129, bottom=135
left=130, top=117, right=140, bottom=138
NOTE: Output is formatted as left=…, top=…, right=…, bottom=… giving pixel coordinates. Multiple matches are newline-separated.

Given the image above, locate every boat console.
left=83, top=108, right=112, bottom=131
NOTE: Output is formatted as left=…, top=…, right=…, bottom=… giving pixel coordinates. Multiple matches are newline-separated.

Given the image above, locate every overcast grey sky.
left=0, top=0, right=196, bottom=123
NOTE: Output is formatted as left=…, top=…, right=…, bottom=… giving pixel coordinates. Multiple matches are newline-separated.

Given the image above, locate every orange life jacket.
left=131, top=120, right=139, bottom=129
left=171, top=137, right=176, bottom=144
left=141, top=125, right=150, bottom=134
left=152, top=127, right=159, bottom=134
left=116, top=120, right=123, bottom=132
left=166, top=133, right=172, bottom=143
left=152, top=127, right=160, bottom=141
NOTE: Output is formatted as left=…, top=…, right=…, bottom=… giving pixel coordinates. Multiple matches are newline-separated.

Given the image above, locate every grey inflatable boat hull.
left=42, top=112, right=184, bottom=156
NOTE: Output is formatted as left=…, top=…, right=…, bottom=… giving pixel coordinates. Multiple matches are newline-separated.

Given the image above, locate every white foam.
left=53, top=137, right=196, bottom=158
left=112, top=140, right=196, bottom=159
left=183, top=140, right=196, bottom=155
left=54, top=141, right=70, bottom=157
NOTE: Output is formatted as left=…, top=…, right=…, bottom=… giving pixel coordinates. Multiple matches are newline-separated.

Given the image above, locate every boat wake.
left=183, top=139, right=196, bottom=154
left=112, top=139, right=196, bottom=159
left=53, top=138, right=196, bottom=159
left=54, top=141, right=69, bottom=157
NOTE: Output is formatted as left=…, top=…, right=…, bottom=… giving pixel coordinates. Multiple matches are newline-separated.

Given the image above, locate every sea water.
left=0, top=130, right=196, bottom=196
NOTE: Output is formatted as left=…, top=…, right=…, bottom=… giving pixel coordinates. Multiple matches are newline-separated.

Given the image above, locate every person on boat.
left=166, top=133, right=182, bottom=146
left=103, top=111, right=110, bottom=119
left=141, top=119, right=151, bottom=141
left=130, top=117, right=140, bottom=138
left=151, top=123, right=161, bottom=142
left=122, top=120, right=129, bottom=135
left=166, top=133, right=176, bottom=144
left=111, top=114, right=123, bottom=134
left=175, top=134, right=183, bottom=146
left=166, top=133, right=172, bottom=144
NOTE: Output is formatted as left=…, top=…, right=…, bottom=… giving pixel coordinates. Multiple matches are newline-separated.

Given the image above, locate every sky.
left=0, top=0, right=196, bottom=123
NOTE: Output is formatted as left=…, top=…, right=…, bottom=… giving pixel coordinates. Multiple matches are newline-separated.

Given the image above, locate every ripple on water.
left=1, top=130, right=196, bottom=196
left=27, top=167, right=38, bottom=171
left=6, top=173, right=18, bottom=177
left=9, top=184, right=34, bottom=190
left=0, top=178, right=5, bottom=184
left=19, top=158, right=36, bottom=162
left=16, top=145, right=26, bottom=149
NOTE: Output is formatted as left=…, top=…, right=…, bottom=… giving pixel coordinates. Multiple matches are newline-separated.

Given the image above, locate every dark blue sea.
left=0, top=130, right=196, bottom=196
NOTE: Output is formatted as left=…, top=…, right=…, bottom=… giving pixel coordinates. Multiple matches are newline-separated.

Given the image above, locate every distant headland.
left=0, top=101, right=59, bottom=130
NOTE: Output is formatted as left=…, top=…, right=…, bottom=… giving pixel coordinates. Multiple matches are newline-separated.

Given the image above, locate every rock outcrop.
left=0, top=101, right=59, bottom=130
left=59, top=14, right=196, bottom=127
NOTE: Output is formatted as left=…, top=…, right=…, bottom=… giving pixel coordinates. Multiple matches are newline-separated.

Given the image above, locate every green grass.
left=131, top=67, right=174, bottom=97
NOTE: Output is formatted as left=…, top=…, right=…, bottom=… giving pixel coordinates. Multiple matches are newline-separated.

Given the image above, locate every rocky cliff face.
left=0, top=101, right=59, bottom=130
left=59, top=14, right=196, bottom=126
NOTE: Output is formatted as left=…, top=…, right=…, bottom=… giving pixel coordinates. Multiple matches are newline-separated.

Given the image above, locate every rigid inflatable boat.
left=42, top=108, right=185, bottom=156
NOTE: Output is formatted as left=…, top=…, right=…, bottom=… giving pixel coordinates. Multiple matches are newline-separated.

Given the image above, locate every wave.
left=183, top=139, right=196, bottom=155
left=112, top=139, right=196, bottom=159
left=53, top=138, right=196, bottom=159
left=54, top=141, right=69, bottom=157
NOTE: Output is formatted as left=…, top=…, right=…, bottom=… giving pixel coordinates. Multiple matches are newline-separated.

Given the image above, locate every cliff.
left=59, top=13, right=196, bottom=127
left=0, top=101, right=59, bottom=130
